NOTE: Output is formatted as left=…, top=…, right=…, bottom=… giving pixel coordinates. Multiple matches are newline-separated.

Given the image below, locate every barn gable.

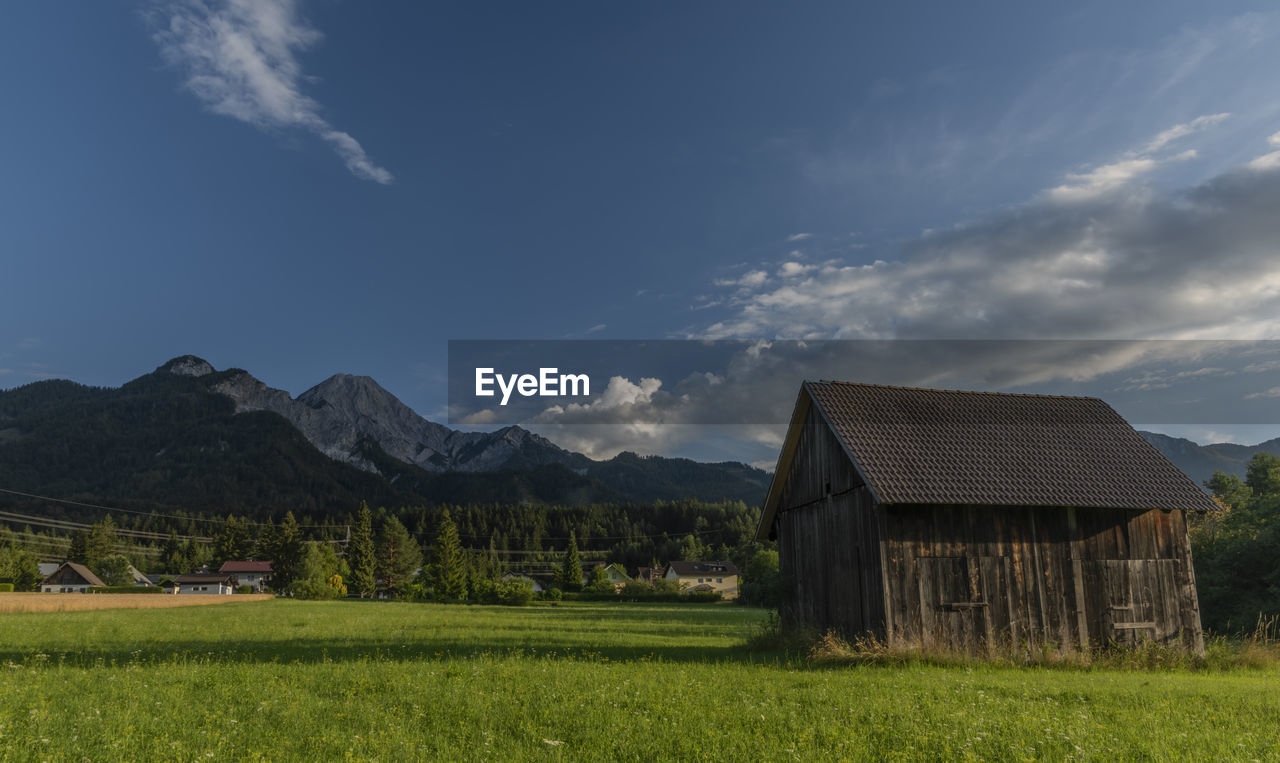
left=758, top=381, right=1216, bottom=653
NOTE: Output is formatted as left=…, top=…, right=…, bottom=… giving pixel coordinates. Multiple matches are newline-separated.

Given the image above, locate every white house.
left=218, top=561, right=272, bottom=592
left=39, top=562, right=106, bottom=593
left=164, top=574, right=237, bottom=595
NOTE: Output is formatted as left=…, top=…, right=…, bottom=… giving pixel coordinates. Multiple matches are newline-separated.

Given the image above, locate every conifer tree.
left=559, top=530, right=583, bottom=592
left=212, top=515, right=252, bottom=567
left=272, top=512, right=304, bottom=591
left=84, top=516, right=117, bottom=570
left=159, top=532, right=184, bottom=574
left=67, top=530, right=89, bottom=565
left=345, top=501, right=377, bottom=597
left=376, top=516, right=422, bottom=597
left=430, top=510, right=466, bottom=601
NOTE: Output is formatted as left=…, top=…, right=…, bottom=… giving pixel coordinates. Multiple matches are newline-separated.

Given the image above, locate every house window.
left=716, top=578, right=723, bottom=583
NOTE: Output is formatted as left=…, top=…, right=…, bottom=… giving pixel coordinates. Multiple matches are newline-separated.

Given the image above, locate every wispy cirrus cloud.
left=1142, top=112, right=1231, bottom=154
left=150, top=0, right=393, bottom=184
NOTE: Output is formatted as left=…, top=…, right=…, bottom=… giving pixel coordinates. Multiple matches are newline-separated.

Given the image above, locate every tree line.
left=1196, top=452, right=1280, bottom=633
left=0, top=498, right=776, bottom=603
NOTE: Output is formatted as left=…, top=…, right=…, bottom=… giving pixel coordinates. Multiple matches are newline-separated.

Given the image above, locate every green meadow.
left=1, top=600, right=1278, bottom=760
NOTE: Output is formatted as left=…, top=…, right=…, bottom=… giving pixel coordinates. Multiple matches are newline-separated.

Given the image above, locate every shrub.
left=237, top=585, right=255, bottom=595
left=495, top=577, right=535, bottom=606
left=615, top=580, right=722, bottom=603
left=0, top=583, right=13, bottom=592
left=541, top=587, right=563, bottom=602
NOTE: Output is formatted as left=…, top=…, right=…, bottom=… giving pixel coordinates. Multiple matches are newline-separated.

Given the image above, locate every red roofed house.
left=40, top=562, right=106, bottom=593
left=218, top=561, right=273, bottom=592
left=756, top=381, right=1219, bottom=654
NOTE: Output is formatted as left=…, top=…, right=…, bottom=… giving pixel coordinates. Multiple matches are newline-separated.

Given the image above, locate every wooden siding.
left=775, top=406, right=886, bottom=639
left=880, top=505, right=1204, bottom=653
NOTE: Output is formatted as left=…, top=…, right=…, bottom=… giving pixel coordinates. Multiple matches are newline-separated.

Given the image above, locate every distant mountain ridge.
left=0, top=356, right=770, bottom=514
left=1139, top=431, right=1280, bottom=488
left=208, top=362, right=589, bottom=474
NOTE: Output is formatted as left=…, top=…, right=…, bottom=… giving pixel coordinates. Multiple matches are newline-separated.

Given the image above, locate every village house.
left=584, top=562, right=632, bottom=592
left=756, top=380, right=1219, bottom=654
left=634, top=565, right=665, bottom=584
left=665, top=560, right=740, bottom=599
left=164, top=573, right=238, bottom=595
left=39, top=562, right=105, bottom=593
left=219, top=561, right=272, bottom=592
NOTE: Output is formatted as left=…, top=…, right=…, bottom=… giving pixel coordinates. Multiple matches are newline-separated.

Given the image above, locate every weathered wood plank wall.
left=775, top=407, right=885, bottom=639
left=879, top=505, right=1203, bottom=652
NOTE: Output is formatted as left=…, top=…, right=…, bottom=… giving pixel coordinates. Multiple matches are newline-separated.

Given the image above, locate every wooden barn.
left=755, top=381, right=1219, bottom=653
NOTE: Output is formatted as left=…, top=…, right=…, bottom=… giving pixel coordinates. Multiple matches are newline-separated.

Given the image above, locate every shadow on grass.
left=0, top=599, right=790, bottom=668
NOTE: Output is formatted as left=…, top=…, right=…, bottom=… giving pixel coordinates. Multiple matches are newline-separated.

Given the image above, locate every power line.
left=0, top=509, right=213, bottom=543
left=0, top=487, right=349, bottom=529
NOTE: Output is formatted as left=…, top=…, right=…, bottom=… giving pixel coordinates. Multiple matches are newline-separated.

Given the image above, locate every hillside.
left=0, top=357, right=770, bottom=517
left=1139, top=431, right=1280, bottom=487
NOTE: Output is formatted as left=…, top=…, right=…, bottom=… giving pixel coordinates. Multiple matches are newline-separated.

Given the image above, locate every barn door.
left=916, top=556, right=1014, bottom=652
left=1084, top=560, right=1178, bottom=646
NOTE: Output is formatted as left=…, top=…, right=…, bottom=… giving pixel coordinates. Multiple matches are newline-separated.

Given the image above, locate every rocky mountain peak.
left=157, top=355, right=215, bottom=377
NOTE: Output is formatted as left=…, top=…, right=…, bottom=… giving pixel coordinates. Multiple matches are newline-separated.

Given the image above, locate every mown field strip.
left=0, top=592, right=275, bottom=613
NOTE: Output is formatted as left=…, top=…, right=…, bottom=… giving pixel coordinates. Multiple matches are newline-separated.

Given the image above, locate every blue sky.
left=5, top=1, right=1280, bottom=462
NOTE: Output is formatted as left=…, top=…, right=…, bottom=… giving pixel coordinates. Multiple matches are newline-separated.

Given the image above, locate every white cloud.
left=786, top=233, right=813, bottom=242
left=1046, top=158, right=1158, bottom=201
left=458, top=408, right=499, bottom=426
left=701, top=133, right=1280, bottom=345
left=778, top=262, right=817, bottom=278
left=1047, top=113, right=1228, bottom=202
left=584, top=323, right=607, bottom=334
left=1245, top=386, right=1280, bottom=400
left=713, top=270, right=769, bottom=289
left=1247, top=132, right=1280, bottom=170
left=152, top=0, right=393, bottom=183
left=1142, top=112, right=1231, bottom=153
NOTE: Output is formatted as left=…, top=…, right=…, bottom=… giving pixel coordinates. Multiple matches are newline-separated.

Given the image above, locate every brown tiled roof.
left=802, top=381, right=1220, bottom=512
left=667, top=560, right=740, bottom=577
left=219, top=561, right=272, bottom=573
left=42, top=561, right=106, bottom=588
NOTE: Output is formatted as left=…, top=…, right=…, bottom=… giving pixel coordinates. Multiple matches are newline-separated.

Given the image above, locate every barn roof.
left=756, top=381, right=1220, bottom=540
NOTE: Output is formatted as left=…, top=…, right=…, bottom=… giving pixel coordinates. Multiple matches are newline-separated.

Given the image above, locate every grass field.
left=1, top=600, right=1278, bottom=760
left=0, top=592, right=274, bottom=613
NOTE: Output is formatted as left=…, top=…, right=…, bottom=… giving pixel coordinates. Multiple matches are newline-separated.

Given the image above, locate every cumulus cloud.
left=151, top=0, right=393, bottom=183
left=778, top=262, right=817, bottom=278
left=701, top=130, right=1280, bottom=344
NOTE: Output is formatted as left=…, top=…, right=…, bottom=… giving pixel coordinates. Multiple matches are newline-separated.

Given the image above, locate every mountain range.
left=1138, top=431, right=1280, bottom=488
left=0, top=356, right=771, bottom=517
left=0, top=354, right=1270, bottom=519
